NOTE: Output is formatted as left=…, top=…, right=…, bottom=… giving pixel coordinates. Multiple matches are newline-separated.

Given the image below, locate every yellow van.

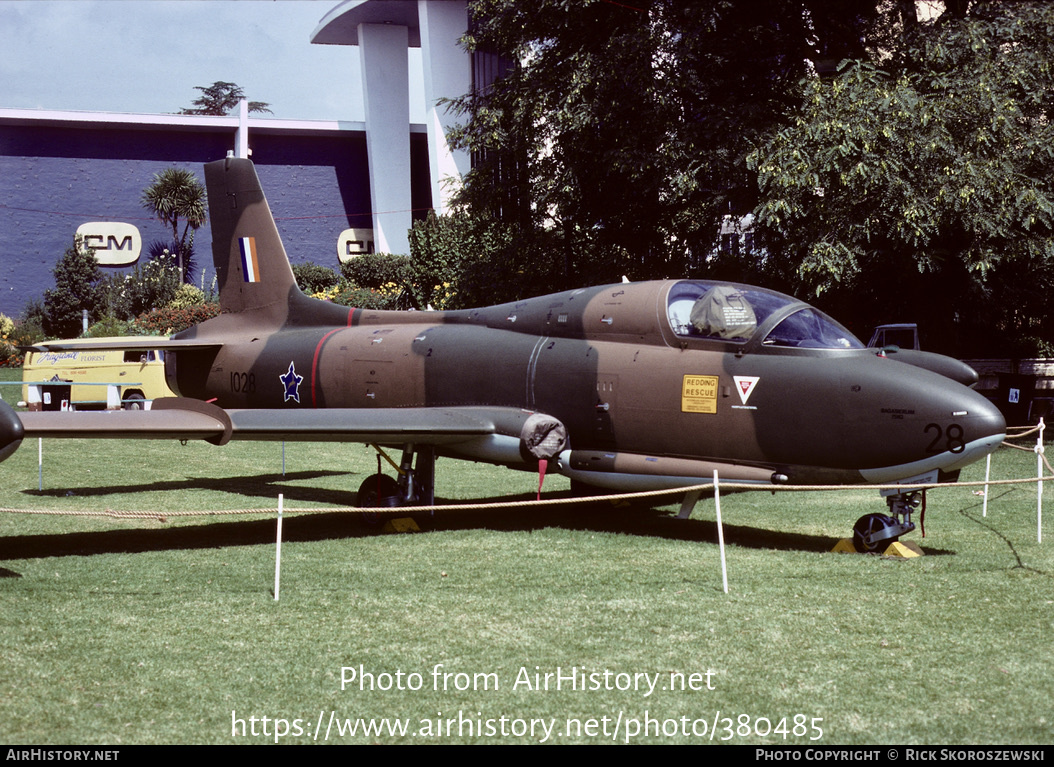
left=21, top=337, right=175, bottom=411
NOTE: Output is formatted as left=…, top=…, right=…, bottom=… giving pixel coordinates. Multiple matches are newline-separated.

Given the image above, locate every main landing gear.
left=356, top=444, right=435, bottom=509
left=852, top=489, right=923, bottom=553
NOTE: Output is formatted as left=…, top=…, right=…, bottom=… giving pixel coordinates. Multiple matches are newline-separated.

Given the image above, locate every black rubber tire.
left=357, top=474, right=403, bottom=508
left=123, top=393, right=146, bottom=411
left=852, top=513, right=899, bottom=553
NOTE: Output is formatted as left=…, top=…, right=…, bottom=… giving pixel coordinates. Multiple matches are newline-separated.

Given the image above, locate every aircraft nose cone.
left=943, top=384, right=1005, bottom=472
left=966, top=387, right=1005, bottom=434
left=849, top=357, right=1006, bottom=484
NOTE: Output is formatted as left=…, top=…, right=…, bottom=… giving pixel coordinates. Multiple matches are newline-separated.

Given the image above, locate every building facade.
left=0, top=0, right=471, bottom=319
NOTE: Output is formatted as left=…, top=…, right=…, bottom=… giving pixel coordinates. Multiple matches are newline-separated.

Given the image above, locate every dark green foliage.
left=291, top=262, right=340, bottom=295
left=448, top=0, right=1054, bottom=354
left=408, top=210, right=562, bottom=309
left=42, top=239, right=106, bottom=338
left=131, top=303, right=221, bottom=335
left=749, top=2, right=1054, bottom=355
left=339, top=253, right=412, bottom=290
left=338, top=254, right=417, bottom=308
left=180, top=81, right=272, bottom=116
left=0, top=348, right=22, bottom=369
left=450, top=0, right=882, bottom=292
left=4, top=306, right=44, bottom=365
left=327, top=285, right=404, bottom=311
left=147, top=239, right=197, bottom=285
left=407, top=212, right=463, bottom=302
left=84, top=316, right=134, bottom=339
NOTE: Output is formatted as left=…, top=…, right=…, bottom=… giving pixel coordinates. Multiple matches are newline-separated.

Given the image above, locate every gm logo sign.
left=337, top=228, right=375, bottom=262
left=75, top=222, right=142, bottom=266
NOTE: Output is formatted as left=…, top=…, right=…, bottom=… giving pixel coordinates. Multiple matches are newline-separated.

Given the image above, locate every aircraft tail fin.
left=204, top=157, right=300, bottom=320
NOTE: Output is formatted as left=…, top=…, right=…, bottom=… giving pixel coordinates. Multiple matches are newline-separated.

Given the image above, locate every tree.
left=291, top=262, right=340, bottom=295
left=408, top=209, right=561, bottom=309
left=181, top=81, right=272, bottom=116
left=449, top=1, right=1054, bottom=354
left=447, top=0, right=882, bottom=291
left=749, top=2, right=1054, bottom=355
left=42, top=238, right=106, bottom=338
left=140, top=168, right=207, bottom=281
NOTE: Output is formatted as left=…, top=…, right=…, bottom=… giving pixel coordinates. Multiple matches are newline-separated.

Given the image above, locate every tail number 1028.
left=230, top=371, right=256, bottom=394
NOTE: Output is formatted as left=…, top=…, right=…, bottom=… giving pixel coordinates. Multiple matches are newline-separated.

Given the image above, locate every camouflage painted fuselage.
left=169, top=278, right=1004, bottom=489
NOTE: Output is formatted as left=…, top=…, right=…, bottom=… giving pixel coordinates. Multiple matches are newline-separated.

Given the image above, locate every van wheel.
left=123, top=393, right=146, bottom=410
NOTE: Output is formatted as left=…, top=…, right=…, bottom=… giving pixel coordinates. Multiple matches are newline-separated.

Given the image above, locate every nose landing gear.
left=852, top=489, right=922, bottom=553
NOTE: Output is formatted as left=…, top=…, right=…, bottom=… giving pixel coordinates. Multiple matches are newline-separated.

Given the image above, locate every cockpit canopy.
left=667, top=281, right=863, bottom=350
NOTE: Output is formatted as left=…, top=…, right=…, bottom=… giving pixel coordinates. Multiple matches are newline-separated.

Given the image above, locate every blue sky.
left=0, top=0, right=389, bottom=121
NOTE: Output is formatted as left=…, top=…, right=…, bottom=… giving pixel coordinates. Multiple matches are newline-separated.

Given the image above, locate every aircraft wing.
left=8, top=398, right=533, bottom=452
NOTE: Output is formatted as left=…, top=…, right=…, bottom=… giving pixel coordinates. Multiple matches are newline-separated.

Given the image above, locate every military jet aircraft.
left=0, top=157, right=1006, bottom=552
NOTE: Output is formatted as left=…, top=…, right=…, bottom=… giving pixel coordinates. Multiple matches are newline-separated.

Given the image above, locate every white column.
left=235, top=98, right=250, bottom=159
left=359, top=22, right=413, bottom=254
left=419, top=0, right=471, bottom=214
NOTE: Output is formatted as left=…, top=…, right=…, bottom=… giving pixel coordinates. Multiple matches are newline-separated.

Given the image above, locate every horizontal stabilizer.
left=20, top=339, right=223, bottom=353
left=18, top=398, right=232, bottom=445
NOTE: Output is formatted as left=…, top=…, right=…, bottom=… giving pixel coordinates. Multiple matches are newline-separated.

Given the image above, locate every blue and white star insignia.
left=280, top=361, right=303, bottom=403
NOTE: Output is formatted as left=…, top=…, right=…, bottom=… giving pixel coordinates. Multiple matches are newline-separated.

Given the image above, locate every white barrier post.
left=714, top=470, right=728, bottom=594
left=274, top=493, right=284, bottom=601
left=38, top=438, right=42, bottom=492
left=982, top=453, right=991, bottom=517
left=1037, top=418, right=1045, bottom=544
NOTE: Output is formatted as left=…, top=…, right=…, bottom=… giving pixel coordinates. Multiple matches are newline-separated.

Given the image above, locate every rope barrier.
left=1, top=465, right=1049, bottom=520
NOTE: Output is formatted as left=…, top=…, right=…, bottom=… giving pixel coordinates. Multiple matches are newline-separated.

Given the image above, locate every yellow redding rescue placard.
left=681, top=375, right=718, bottom=414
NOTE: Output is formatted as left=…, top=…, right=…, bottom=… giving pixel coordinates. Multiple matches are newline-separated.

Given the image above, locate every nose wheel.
left=852, top=513, right=901, bottom=553
left=852, top=489, right=923, bottom=553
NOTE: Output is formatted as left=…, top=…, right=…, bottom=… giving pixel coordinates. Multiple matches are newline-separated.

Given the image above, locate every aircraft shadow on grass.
left=0, top=483, right=956, bottom=564
left=24, top=469, right=355, bottom=507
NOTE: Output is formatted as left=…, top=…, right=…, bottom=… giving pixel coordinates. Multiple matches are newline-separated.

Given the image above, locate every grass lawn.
left=0, top=370, right=1050, bottom=744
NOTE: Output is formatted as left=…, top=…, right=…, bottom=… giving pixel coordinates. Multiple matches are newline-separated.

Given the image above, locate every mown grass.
left=0, top=370, right=1050, bottom=744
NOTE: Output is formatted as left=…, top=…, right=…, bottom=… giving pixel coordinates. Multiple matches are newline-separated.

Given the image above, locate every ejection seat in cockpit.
left=689, top=284, right=757, bottom=340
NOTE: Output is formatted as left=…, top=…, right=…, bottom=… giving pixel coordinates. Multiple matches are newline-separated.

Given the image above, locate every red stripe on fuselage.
left=311, top=329, right=342, bottom=408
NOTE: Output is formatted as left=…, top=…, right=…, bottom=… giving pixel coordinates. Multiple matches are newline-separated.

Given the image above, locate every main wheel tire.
left=852, top=513, right=899, bottom=553
left=357, top=474, right=402, bottom=508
